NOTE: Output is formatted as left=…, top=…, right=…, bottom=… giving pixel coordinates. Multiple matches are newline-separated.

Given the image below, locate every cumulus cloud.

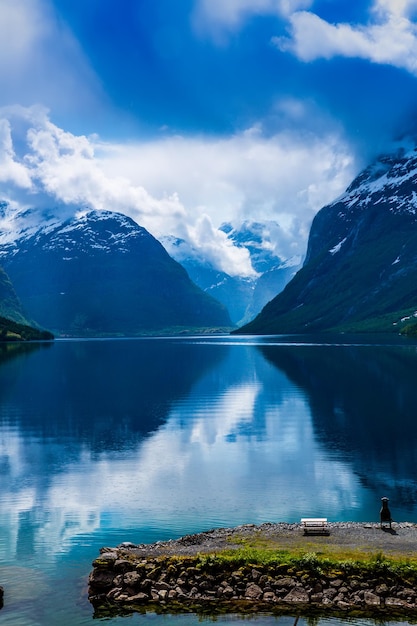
left=0, top=107, right=255, bottom=275
left=274, top=0, right=417, bottom=74
left=181, top=215, right=259, bottom=277
left=0, top=106, right=356, bottom=277
left=98, top=124, right=355, bottom=232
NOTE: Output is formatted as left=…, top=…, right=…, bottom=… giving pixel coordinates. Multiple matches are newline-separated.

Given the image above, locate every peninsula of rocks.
left=88, top=522, right=417, bottom=618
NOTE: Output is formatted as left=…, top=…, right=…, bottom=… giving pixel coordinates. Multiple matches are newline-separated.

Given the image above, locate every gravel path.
left=117, top=522, right=417, bottom=559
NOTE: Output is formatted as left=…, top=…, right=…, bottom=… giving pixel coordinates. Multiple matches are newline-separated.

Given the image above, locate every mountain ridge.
left=236, top=143, right=417, bottom=334
left=0, top=261, right=53, bottom=341
left=0, top=206, right=232, bottom=336
left=162, top=220, right=301, bottom=326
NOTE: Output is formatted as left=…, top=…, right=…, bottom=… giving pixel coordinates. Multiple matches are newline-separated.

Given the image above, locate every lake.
left=1, top=334, right=417, bottom=626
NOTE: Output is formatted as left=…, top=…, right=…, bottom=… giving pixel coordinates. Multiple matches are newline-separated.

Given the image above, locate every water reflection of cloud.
left=0, top=373, right=367, bottom=562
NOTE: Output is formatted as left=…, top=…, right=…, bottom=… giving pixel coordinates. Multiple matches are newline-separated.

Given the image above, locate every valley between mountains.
left=1, top=141, right=417, bottom=338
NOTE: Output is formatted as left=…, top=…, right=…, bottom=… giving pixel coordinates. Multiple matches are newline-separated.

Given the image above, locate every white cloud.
left=98, top=124, right=355, bottom=233
left=184, top=214, right=257, bottom=277
left=274, top=0, right=417, bottom=74
left=192, top=0, right=312, bottom=39
left=0, top=106, right=356, bottom=277
left=0, top=119, right=32, bottom=189
left=0, top=0, right=103, bottom=118
left=374, top=0, right=417, bottom=19
left=0, top=373, right=364, bottom=560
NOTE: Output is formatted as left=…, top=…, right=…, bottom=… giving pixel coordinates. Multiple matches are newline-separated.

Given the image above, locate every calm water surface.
left=0, top=334, right=417, bottom=626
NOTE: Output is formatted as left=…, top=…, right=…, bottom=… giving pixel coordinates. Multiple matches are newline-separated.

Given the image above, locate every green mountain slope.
left=0, top=266, right=53, bottom=340
left=0, top=209, right=231, bottom=336
left=236, top=146, right=417, bottom=334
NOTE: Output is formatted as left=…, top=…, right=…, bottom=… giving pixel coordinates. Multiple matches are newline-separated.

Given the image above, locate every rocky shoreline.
left=88, top=522, right=417, bottom=618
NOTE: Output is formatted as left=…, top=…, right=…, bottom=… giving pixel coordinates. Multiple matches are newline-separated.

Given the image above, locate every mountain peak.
left=237, top=143, right=417, bottom=334
left=0, top=206, right=231, bottom=336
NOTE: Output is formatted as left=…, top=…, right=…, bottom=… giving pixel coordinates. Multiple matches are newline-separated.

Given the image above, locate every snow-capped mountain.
left=162, top=220, right=302, bottom=325
left=0, top=204, right=231, bottom=336
left=238, top=142, right=417, bottom=334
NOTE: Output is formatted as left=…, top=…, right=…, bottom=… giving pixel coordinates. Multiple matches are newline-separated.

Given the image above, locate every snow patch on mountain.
left=338, top=143, right=417, bottom=217
left=329, top=237, right=347, bottom=255
left=162, top=220, right=303, bottom=325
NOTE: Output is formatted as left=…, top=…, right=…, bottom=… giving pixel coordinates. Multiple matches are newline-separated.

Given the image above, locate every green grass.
left=158, top=545, right=417, bottom=584
left=237, top=220, right=417, bottom=335
left=0, top=315, right=53, bottom=341
left=125, top=532, right=417, bottom=581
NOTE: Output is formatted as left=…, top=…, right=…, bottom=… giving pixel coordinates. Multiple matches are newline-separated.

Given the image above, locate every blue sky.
left=1, top=0, right=417, bottom=275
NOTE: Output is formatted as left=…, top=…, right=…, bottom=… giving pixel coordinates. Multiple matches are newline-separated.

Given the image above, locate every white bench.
left=301, top=518, right=329, bottom=535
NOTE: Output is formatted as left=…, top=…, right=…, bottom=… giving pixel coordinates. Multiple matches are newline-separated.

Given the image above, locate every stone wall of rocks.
left=88, top=548, right=417, bottom=617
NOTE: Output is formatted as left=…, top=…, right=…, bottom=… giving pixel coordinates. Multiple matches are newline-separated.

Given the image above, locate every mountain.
left=0, top=205, right=231, bottom=336
left=0, top=265, right=53, bottom=341
left=162, top=221, right=301, bottom=326
left=237, top=143, right=417, bottom=334
left=0, top=265, right=28, bottom=325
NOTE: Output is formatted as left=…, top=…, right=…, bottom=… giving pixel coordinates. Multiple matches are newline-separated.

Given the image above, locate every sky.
left=1, top=0, right=417, bottom=276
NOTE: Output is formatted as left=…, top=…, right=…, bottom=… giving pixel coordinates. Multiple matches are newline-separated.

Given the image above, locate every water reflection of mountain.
left=0, top=340, right=52, bottom=405
left=0, top=340, right=51, bottom=365
left=0, top=339, right=225, bottom=452
left=259, top=343, right=417, bottom=507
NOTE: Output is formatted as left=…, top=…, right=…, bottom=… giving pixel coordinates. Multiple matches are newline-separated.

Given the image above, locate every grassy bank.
left=89, top=526, right=417, bottom=619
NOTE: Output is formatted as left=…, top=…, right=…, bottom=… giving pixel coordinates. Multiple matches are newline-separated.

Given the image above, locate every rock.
left=323, top=588, right=338, bottom=600
left=88, top=523, right=417, bottom=617
left=123, top=572, right=141, bottom=587
left=154, top=581, right=171, bottom=591
left=93, top=552, right=118, bottom=567
left=263, top=591, right=277, bottom=602
left=245, top=583, right=263, bottom=600
left=140, top=578, right=152, bottom=592
left=283, top=587, right=309, bottom=604
left=337, top=600, right=351, bottom=610
left=376, top=583, right=389, bottom=595
left=276, top=576, right=296, bottom=588
left=115, top=593, right=129, bottom=602
left=398, top=588, right=416, bottom=600
left=106, top=587, right=123, bottom=600
left=89, top=569, right=115, bottom=590
left=251, top=569, right=262, bottom=581
left=321, top=595, right=335, bottom=606
left=114, top=560, right=133, bottom=573
left=311, top=593, right=323, bottom=603
left=125, top=592, right=149, bottom=603
left=351, top=594, right=363, bottom=605
left=364, top=591, right=380, bottom=606
left=223, top=586, right=234, bottom=598
left=386, top=597, right=407, bottom=607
